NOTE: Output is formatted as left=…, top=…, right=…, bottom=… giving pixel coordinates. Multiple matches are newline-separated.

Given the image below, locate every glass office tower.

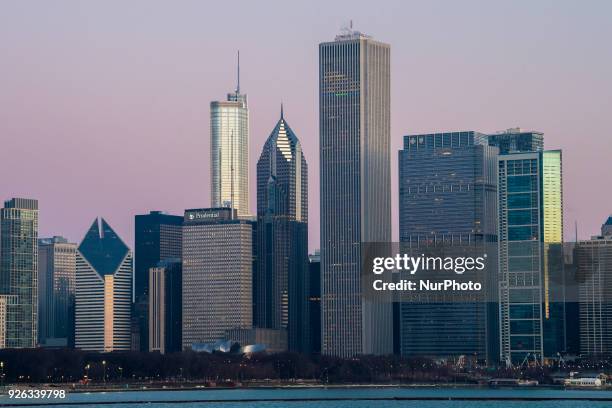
left=398, top=132, right=498, bottom=362
left=255, top=108, right=309, bottom=353
left=319, top=28, right=392, bottom=357
left=38, top=236, right=76, bottom=347
left=210, top=53, right=250, bottom=217
left=497, top=150, right=563, bottom=364
left=148, top=258, right=182, bottom=354
left=308, top=251, right=321, bottom=354
left=0, top=198, right=38, bottom=348
left=134, top=211, right=182, bottom=351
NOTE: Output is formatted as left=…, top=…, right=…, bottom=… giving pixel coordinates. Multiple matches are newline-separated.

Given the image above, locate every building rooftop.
left=78, top=218, right=129, bottom=276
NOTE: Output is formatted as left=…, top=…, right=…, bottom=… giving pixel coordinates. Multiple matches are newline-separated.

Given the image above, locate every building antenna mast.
left=575, top=220, right=578, bottom=242
left=230, top=129, right=235, bottom=220
left=236, top=50, right=240, bottom=94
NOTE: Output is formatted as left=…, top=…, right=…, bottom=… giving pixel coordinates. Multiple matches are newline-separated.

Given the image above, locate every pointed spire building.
left=255, top=108, right=310, bottom=353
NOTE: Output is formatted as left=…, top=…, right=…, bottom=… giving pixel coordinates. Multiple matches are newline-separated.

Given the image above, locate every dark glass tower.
left=148, top=258, right=182, bottom=354
left=308, top=251, right=321, bottom=354
left=38, top=236, right=76, bottom=347
left=255, top=108, right=309, bottom=353
left=134, top=211, right=182, bottom=351
left=398, top=132, right=498, bottom=362
left=319, top=29, right=392, bottom=357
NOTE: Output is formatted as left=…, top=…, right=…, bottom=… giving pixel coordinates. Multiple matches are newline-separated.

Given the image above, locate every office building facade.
left=182, top=208, right=254, bottom=349
left=148, top=258, right=182, bottom=354
left=497, top=150, right=564, bottom=364
left=134, top=211, right=182, bottom=351
left=75, top=218, right=133, bottom=352
left=319, top=28, right=392, bottom=357
left=255, top=109, right=309, bottom=353
left=0, top=198, right=39, bottom=348
left=210, top=54, right=250, bottom=217
left=574, top=218, right=612, bottom=356
left=398, top=131, right=498, bottom=361
left=38, top=236, right=77, bottom=347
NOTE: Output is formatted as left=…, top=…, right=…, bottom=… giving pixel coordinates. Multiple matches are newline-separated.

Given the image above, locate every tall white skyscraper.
left=75, top=218, right=132, bottom=352
left=210, top=52, right=250, bottom=217
left=319, top=29, right=392, bottom=357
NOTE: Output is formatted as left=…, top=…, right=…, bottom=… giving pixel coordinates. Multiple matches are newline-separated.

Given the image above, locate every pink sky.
left=1, top=0, right=611, bottom=250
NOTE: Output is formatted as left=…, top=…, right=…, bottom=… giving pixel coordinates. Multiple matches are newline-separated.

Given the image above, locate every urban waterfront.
left=2, top=387, right=612, bottom=407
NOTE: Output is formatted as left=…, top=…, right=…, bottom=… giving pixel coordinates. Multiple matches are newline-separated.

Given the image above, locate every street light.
left=1, top=361, right=4, bottom=387
left=102, top=361, right=107, bottom=385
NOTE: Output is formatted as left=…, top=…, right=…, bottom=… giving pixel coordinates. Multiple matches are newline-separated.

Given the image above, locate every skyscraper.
left=319, top=28, right=392, bottom=357
left=210, top=52, right=250, bottom=217
left=75, top=218, right=133, bottom=352
left=308, top=251, right=321, bottom=354
left=182, top=208, right=254, bottom=349
left=148, top=258, right=182, bottom=354
left=398, top=131, right=498, bottom=362
left=38, top=236, right=77, bottom=347
left=134, top=211, right=182, bottom=351
left=255, top=108, right=309, bottom=353
left=0, top=198, right=39, bottom=348
left=497, top=150, right=564, bottom=364
left=574, top=218, right=612, bottom=356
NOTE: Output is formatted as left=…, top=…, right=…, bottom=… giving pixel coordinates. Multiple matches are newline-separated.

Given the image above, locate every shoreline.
left=2, top=382, right=610, bottom=394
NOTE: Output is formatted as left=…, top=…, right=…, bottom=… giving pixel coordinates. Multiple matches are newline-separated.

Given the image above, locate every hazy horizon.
left=2, top=0, right=611, bottom=250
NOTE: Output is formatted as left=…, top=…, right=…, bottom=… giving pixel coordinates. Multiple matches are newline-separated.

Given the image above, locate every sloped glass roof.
left=264, top=108, right=301, bottom=162
left=78, top=218, right=129, bottom=276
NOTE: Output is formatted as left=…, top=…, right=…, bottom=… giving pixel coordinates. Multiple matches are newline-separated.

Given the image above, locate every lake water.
left=1, top=386, right=612, bottom=407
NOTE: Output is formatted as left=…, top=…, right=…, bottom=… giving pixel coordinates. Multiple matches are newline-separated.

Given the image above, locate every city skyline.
left=2, top=1, right=611, bottom=252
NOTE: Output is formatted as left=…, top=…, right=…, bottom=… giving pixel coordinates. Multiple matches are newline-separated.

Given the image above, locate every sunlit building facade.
left=319, top=29, right=392, bottom=357
left=497, top=150, right=564, bottom=364
left=75, top=218, right=132, bottom=352
left=210, top=55, right=250, bottom=217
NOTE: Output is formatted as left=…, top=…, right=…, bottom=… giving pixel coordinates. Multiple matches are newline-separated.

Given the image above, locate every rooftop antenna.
left=575, top=220, right=578, bottom=242
left=236, top=50, right=240, bottom=94
left=350, top=19, right=353, bottom=30
left=280, top=101, right=284, bottom=120
left=230, top=129, right=235, bottom=220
